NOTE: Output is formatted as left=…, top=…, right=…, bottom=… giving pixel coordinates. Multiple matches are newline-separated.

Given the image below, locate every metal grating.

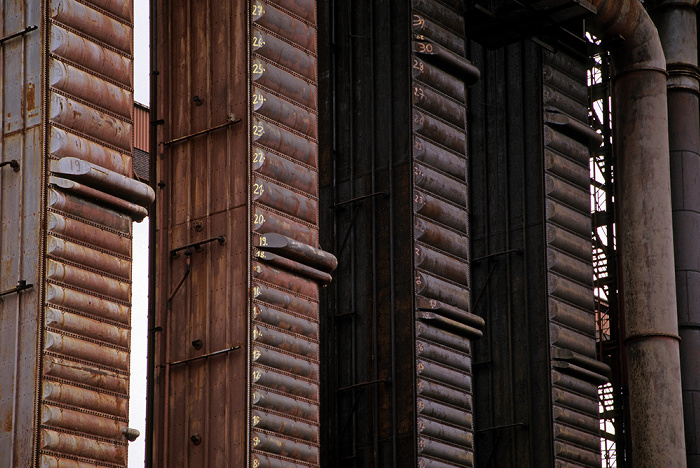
left=411, top=1, right=483, bottom=466
left=588, top=34, right=624, bottom=468
left=541, top=46, right=608, bottom=468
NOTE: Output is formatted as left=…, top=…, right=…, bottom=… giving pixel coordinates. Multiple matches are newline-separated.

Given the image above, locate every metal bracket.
left=0, top=25, right=38, bottom=45
left=170, top=235, right=226, bottom=258
left=0, top=280, right=33, bottom=297
left=0, top=160, right=20, bottom=172
left=333, top=191, right=388, bottom=208
left=163, top=114, right=241, bottom=146
left=476, top=422, right=528, bottom=433
left=337, top=379, right=391, bottom=392
left=167, top=235, right=226, bottom=309
left=158, top=345, right=242, bottom=368
left=472, top=248, right=522, bottom=263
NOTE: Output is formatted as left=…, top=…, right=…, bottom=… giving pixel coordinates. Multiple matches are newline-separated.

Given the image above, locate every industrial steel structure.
left=2, top=0, right=700, bottom=467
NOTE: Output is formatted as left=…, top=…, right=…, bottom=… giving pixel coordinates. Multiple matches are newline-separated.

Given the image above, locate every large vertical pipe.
left=649, top=2, right=700, bottom=465
left=590, top=1, right=687, bottom=466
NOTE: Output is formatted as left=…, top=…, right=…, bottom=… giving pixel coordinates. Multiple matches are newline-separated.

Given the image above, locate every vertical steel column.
left=591, top=0, right=687, bottom=465
left=541, top=47, right=609, bottom=468
left=649, top=3, right=700, bottom=465
left=153, top=0, right=335, bottom=466
left=411, top=2, right=483, bottom=466
left=2, top=0, right=153, bottom=466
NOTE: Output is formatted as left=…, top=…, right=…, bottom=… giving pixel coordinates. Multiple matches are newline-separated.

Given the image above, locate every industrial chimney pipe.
left=648, top=2, right=700, bottom=465
left=589, top=1, right=687, bottom=466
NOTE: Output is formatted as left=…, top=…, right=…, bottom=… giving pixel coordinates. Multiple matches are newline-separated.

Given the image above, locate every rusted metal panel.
left=411, top=6, right=480, bottom=465
left=49, top=128, right=132, bottom=176
left=133, top=104, right=150, bottom=152
left=0, top=0, right=152, bottom=465
left=153, top=1, right=332, bottom=467
left=542, top=49, right=607, bottom=467
left=0, top=2, right=43, bottom=466
left=250, top=2, right=334, bottom=467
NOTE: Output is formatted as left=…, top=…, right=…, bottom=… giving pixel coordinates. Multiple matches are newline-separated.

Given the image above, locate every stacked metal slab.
left=249, top=2, right=336, bottom=468
left=542, top=49, right=609, bottom=468
left=411, top=1, right=483, bottom=467
left=1, top=0, right=153, bottom=467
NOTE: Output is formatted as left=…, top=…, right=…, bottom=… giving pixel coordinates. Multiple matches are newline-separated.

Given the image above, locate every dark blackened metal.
left=257, top=233, right=337, bottom=272
left=412, top=14, right=465, bottom=55
left=0, top=159, right=20, bottom=171
left=333, top=191, right=388, bottom=207
left=414, top=38, right=480, bottom=84
left=170, top=235, right=226, bottom=257
left=162, top=114, right=241, bottom=146
left=255, top=251, right=333, bottom=284
left=159, top=346, right=242, bottom=367
left=0, top=280, right=34, bottom=297
left=249, top=3, right=328, bottom=466
left=0, top=25, right=38, bottom=44
left=413, top=136, right=466, bottom=179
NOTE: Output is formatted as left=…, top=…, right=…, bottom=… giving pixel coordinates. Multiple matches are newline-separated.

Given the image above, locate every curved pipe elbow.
left=590, top=0, right=667, bottom=74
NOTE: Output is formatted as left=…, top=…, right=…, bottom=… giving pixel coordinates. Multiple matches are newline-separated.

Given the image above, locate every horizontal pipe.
left=412, top=14, right=464, bottom=55
left=253, top=304, right=318, bottom=338
left=416, top=339, right=471, bottom=372
left=253, top=146, right=317, bottom=195
left=50, top=94, right=131, bottom=150
left=252, top=366, right=318, bottom=399
left=49, top=186, right=132, bottom=232
left=49, top=127, right=131, bottom=176
left=255, top=250, right=332, bottom=284
left=252, top=0, right=316, bottom=52
left=417, top=398, right=472, bottom=428
left=252, top=345, right=318, bottom=379
left=40, top=429, right=125, bottom=463
left=413, top=83, right=466, bottom=127
left=253, top=29, right=316, bottom=80
left=251, top=432, right=318, bottom=463
left=253, top=324, right=319, bottom=359
left=413, top=136, right=466, bottom=179
left=252, top=58, right=317, bottom=111
left=252, top=389, right=319, bottom=422
left=49, top=25, right=132, bottom=86
left=257, top=232, right=337, bottom=271
left=416, top=321, right=471, bottom=354
left=43, top=356, right=128, bottom=394
left=252, top=177, right=317, bottom=223
left=252, top=410, right=318, bottom=442
left=417, top=378, right=471, bottom=410
left=52, top=157, right=155, bottom=207
left=42, top=380, right=127, bottom=417
left=253, top=285, right=318, bottom=319
left=49, top=0, right=132, bottom=53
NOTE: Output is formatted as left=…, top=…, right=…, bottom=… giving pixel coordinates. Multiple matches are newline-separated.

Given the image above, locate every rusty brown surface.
left=2, top=0, right=148, bottom=465
left=410, top=1, right=476, bottom=466
left=152, top=1, right=333, bottom=467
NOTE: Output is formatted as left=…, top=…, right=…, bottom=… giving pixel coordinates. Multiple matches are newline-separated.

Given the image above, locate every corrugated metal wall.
left=2, top=0, right=153, bottom=466
left=0, top=2, right=43, bottom=466
left=411, top=1, right=482, bottom=467
left=542, top=48, right=607, bottom=468
left=320, top=1, right=482, bottom=466
left=469, top=34, right=606, bottom=468
left=153, top=1, right=333, bottom=466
